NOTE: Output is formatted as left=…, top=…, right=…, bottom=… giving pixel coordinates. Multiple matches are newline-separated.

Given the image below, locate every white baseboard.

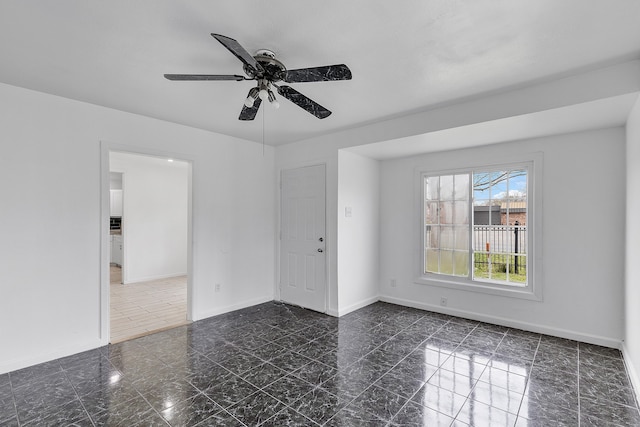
left=123, top=271, right=187, bottom=284
left=380, top=295, right=622, bottom=348
left=336, top=296, right=380, bottom=317
left=195, top=295, right=273, bottom=321
left=621, top=343, right=640, bottom=408
left=326, top=308, right=340, bottom=317
left=0, top=339, right=104, bottom=375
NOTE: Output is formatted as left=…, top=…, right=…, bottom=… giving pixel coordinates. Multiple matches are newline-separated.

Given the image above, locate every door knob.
left=319, top=237, right=324, bottom=242
left=317, top=248, right=323, bottom=253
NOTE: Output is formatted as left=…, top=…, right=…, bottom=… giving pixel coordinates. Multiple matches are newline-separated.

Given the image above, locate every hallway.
left=110, top=265, right=188, bottom=343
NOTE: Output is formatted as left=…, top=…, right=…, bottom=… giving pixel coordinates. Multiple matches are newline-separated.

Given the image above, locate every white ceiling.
left=1, top=1, right=640, bottom=146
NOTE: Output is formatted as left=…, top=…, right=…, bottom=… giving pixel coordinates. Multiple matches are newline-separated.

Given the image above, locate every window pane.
left=453, top=201, right=469, bottom=225
left=454, top=251, right=469, bottom=276
left=441, top=227, right=454, bottom=250
left=454, top=226, right=468, bottom=250
left=426, top=249, right=439, bottom=273
left=472, top=168, right=528, bottom=286
left=440, top=175, right=454, bottom=200
left=454, top=174, right=469, bottom=201
left=426, top=225, right=439, bottom=248
left=439, top=201, right=454, bottom=224
left=425, top=202, right=439, bottom=225
left=426, top=176, right=439, bottom=201
left=440, top=251, right=453, bottom=275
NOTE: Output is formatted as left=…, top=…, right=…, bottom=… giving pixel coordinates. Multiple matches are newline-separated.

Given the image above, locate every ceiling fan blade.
left=239, top=97, right=262, bottom=121
left=277, top=85, right=332, bottom=119
left=211, top=33, right=264, bottom=73
left=284, top=64, right=352, bottom=83
left=164, top=74, right=245, bottom=81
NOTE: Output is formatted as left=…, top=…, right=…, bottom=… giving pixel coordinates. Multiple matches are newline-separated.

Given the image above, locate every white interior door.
left=280, top=165, right=326, bottom=312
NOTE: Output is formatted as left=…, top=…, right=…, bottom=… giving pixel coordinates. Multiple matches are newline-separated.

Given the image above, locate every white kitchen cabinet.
left=111, top=235, right=123, bottom=266
left=110, top=189, right=123, bottom=217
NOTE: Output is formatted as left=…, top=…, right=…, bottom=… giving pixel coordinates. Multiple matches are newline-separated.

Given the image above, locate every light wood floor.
left=110, top=265, right=188, bottom=343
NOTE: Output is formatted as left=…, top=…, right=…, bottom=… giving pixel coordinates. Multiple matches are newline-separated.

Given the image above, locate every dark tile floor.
left=1, top=301, right=639, bottom=426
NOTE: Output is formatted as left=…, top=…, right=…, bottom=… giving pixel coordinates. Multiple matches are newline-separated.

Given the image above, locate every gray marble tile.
left=326, top=403, right=389, bottom=426
left=538, top=335, right=578, bottom=350
left=360, top=346, right=407, bottom=368
left=218, top=351, right=263, bottom=376
left=440, top=354, right=488, bottom=380
left=580, top=396, right=640, bottom=426
left=579, top=342, right=622, bottom=359
left=9, top=359, right=63, bottom=389
left=293, top=360, right=337, bottom=386
left=532, top=346, right=578, bottom=372
left=0, top=415, right=19, bottom=427
left=349, top=385, right=408, bottom=421
left=515, top=398, right=579, bottom=426
left=90, top=394, right=157, bottom=426
left=579, top=377, right=639, bottom=408
left=579, top=361, right=632, bottom=388
left=137, top=379, right=201, bottom=412
left=241, top=362, right=287, bottom=388
left=78, top=379, right=142, bottom=416
left=20, top=399, right=92, bottom=427
left=580, top=351, right=626, bottom=371
left=391, top=401, right=455, bottom=426
left=203, top=375, right=259, bottom=409
left=319, top=372, right=373, bottom=401
left=427, top=368, right=479, bottom=396
left=456, top=398, right=518, bottom=426
left=261, top=407, right=320, bottom=426
left=263, top=374, right=315, bottom=406
left=490, top=352, right=533, bottom=376
left=291, top=388, right=346, bottom=425
left=251, top=341, right=289, bottom=361
left=0, top=385, right=16, bottom=423
left=269, top=351, right=313, bottom=374
left=405, top=346, right=452, bottom=368
left=521, top=380, right=579, bottom=412
left=227, top=391, right=285, bottom=426
left=469, top=379, right=523, bottom=414
left=375, top=367, right=427, bottom=399
left=411, top=383, right=467, bottom=418
left=3, top=301, right=638, bottom=427
left=529, top=365, right=578, bottom=387
left=477, top=366, right=528, bottom=395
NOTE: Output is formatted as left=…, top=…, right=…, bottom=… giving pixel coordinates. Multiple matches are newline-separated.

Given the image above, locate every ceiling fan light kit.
left=164, top=33, right=352, bottom=121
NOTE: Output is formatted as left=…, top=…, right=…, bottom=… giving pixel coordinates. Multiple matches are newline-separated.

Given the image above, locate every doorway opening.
left=103, top=149, right=192, bottom=344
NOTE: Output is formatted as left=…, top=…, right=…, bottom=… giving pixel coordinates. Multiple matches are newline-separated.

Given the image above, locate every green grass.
left=474, top=252, right=527, bottom=283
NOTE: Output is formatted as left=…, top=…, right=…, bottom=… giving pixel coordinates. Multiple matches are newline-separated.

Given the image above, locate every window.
left=419, top=159, right=539, bottom=299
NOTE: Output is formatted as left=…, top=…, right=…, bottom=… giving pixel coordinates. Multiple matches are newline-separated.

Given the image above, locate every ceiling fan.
left=164, top=33, right=352, bottom=120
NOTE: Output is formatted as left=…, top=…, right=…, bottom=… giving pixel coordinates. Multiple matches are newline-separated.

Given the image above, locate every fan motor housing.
left=244, top=49, right=286, bottom=82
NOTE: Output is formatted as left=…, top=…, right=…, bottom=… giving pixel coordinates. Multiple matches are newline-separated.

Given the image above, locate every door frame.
left=277, top=163, right=328, bottom=313
left=99, top=140, right=195, bottom=344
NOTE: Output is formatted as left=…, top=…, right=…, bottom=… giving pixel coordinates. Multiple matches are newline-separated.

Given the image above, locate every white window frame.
left=414, top=153, right=543, bottom=301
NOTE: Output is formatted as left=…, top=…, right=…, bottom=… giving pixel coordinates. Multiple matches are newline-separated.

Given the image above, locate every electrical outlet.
left=440, top=297, right=447, bottom=307
left=215, top=283, right=221, bottom=292
left=390, top=279, right=396, bottom=288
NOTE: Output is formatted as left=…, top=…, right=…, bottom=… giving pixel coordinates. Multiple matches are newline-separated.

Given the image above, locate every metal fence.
left=473, top=225, right=527, bottom=277
left=473, top=225, right=527, bottom=255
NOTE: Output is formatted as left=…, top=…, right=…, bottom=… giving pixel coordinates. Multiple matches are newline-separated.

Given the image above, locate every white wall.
left=0, top=82, right=275, bottom=374
left=110, top=152, right=188, bottom=283
left=625, top=94, right=640, bottom=393
left=379, top=127, right=626, bottom=346
left=336, top=150, right=380, bottom=315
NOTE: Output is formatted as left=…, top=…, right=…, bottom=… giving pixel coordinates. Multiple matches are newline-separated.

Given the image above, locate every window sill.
left=414, top=275, right=542, bottom=301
